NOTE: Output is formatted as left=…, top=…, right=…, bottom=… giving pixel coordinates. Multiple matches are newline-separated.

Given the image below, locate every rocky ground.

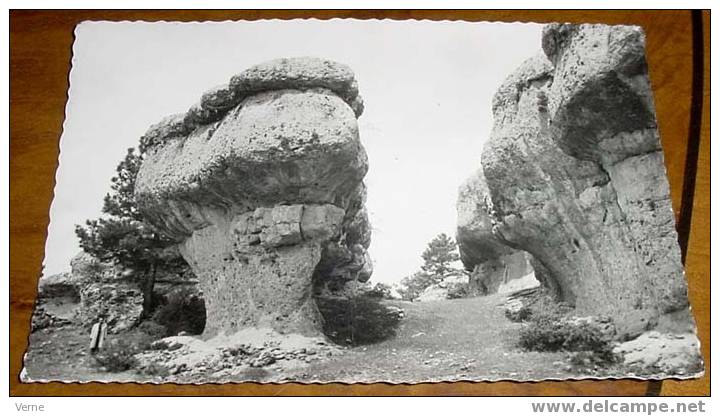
left=23, top=292, right=613, bottom=384
left=22, top=326, right=144, bottom=383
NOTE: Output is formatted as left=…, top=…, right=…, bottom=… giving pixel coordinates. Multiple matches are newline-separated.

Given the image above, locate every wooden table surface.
left=9, top=10, right=710, bottom=396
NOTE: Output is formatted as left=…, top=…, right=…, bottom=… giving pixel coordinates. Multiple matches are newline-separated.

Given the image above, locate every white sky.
left=43, top=19, right=543, bottom=284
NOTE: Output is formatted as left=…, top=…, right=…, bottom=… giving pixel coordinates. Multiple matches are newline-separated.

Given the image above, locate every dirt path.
left=23, top=293, right=574, bottom=383
left=301, top=294, right=571, bottom=383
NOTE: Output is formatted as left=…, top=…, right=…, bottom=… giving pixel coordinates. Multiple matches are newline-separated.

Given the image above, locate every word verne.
left=15, top=403, right=45, bottom=412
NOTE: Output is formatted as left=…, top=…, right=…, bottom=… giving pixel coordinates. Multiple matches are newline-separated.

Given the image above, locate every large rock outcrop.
left=135, top=57, right=372, bottom=338
left=34, top=252, right=145, bottom=333
left=456, top=169, right=535, bottom=294
left=463, top=24, right=690, bottom=338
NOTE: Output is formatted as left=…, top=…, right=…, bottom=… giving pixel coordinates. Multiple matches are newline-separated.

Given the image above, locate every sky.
left=43, top=19, right=543, bottom=284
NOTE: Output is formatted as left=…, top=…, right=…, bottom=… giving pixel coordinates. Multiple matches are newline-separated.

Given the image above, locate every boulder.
left=614, top=331, right=703, bottom=377
left=456, top=169, right=536, bottom=294
left=229, top=57, right=364, bottom=117
left=75, top=281, right=144, bottom=333
left=416, top=275, right=469, bottom=302
left=32, top=272, right=82, bottom=331
left=416, top=284, right=449, bottom=302
left=68, top=252, right=146, bottom=333
left=37, top=272, right=82, bottom=301
left=134, top=327, right=340, bottom=383
left=135, top=57, right=372, bottom=338
left=34, top=257, right=143, bottom=333
left=30, top=306, right=73, bottom=332
left=467, top=24, right=690, bottom=338
left=36, top=251, right=201, bottom=334
left=70, top=251, right=109, bottom=279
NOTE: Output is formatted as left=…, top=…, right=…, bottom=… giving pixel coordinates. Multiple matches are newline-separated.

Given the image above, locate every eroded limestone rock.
left=35, top=252, right=147, bottom=334
left=135, top=57, right=372, bottom=338
left=456, top=169, right=535, bottom=294
left=464, top=25, right=690, bottom=338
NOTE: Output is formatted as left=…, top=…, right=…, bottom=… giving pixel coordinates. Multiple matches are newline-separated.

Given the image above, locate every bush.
left=396, top=271, right=436, bottom=301
left=505, top=303, right=533, bottom=323
left=137, top=320, right=168, bottom=339
left=364, top=282, right=395, bottom=299
left=93, top=338, right=141, bottom=372
left=446, top=282, right=473, bottom=299
left=518, top=309, right=618, bottom=367
left=518, top=312, right=569, bottom=351
left=143, top=362, right=171, bottom=377
left=151, top=288, right=206, bottom=336
left=564, top=320, right=618, bottom=364
left=316, top=295, right=403, bottom=346
left=505, top=288, right=570, bottom=323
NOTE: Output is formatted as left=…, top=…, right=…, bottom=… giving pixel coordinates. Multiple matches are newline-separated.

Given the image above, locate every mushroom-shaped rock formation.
left=456, top=169, right=534, bottom=294
left=463, top=24, right=690, bottom=338
left=135, top=57, right=372, bottom=338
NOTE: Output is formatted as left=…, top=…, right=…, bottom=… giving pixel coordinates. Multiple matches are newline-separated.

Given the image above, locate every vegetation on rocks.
left=515, top=292, right=619, bottom=368
left=91, top=330, right=154, bottom=372
left=363, top=282, right=395, bottom=299
left=446, top=282, right=473, bottom=299
left=505, top=288, right=570, bottom=323
left=91, top=322, right=171, bottom=373
left=75, top=147, right=190, bottom=319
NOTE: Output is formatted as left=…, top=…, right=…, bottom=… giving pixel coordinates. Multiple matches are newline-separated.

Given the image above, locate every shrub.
left=518, top=312, right=568, bottom=351
left=568, top=348, right=618, bottom=370
left=518, top=309, right=618, bottom=367
left=316, top=295, right=403, bottom=346
left=396, top=271, right=436, bottom=301
left=505, top=303, right=533, bottom=323
left=143, top=362, right=171, bottom=377
left=137, top=320, right=168, bottom=339
left=564, top=320, right=618, bottom=364
left=152, top=288, right=206, bottom=336
left=93, top=338, right=141, bottom=372
left=446, top=282, right=473, bottom=299
left=505, top=288, right=570, bottom=323
left=364, top=282, right=395, bottom=299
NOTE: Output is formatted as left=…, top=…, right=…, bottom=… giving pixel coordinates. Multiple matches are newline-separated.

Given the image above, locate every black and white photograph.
left=21, top=18, right=703, bottom=384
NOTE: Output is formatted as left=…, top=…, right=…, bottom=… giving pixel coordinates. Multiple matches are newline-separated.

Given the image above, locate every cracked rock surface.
left=135, top=57, right=372, bottom=338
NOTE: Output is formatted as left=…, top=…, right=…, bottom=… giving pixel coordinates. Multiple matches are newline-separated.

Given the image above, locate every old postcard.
left=23, top=19, right=703, bottom=384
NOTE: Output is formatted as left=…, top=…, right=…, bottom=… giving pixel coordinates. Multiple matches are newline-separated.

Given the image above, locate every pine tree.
left=420, top=233, right=462, bottom=283
left=75, top=148, right=187, bottom=319
left=396, top=233, right=463, bottom=301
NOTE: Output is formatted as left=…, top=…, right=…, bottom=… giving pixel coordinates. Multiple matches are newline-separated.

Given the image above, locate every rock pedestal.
left=135, top=58, right=372, bottom=338
left=461, top=25, right=690, bottom=338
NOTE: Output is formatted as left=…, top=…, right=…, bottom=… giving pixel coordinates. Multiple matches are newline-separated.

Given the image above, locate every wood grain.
left=9, top=10, right=709, bottom=396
